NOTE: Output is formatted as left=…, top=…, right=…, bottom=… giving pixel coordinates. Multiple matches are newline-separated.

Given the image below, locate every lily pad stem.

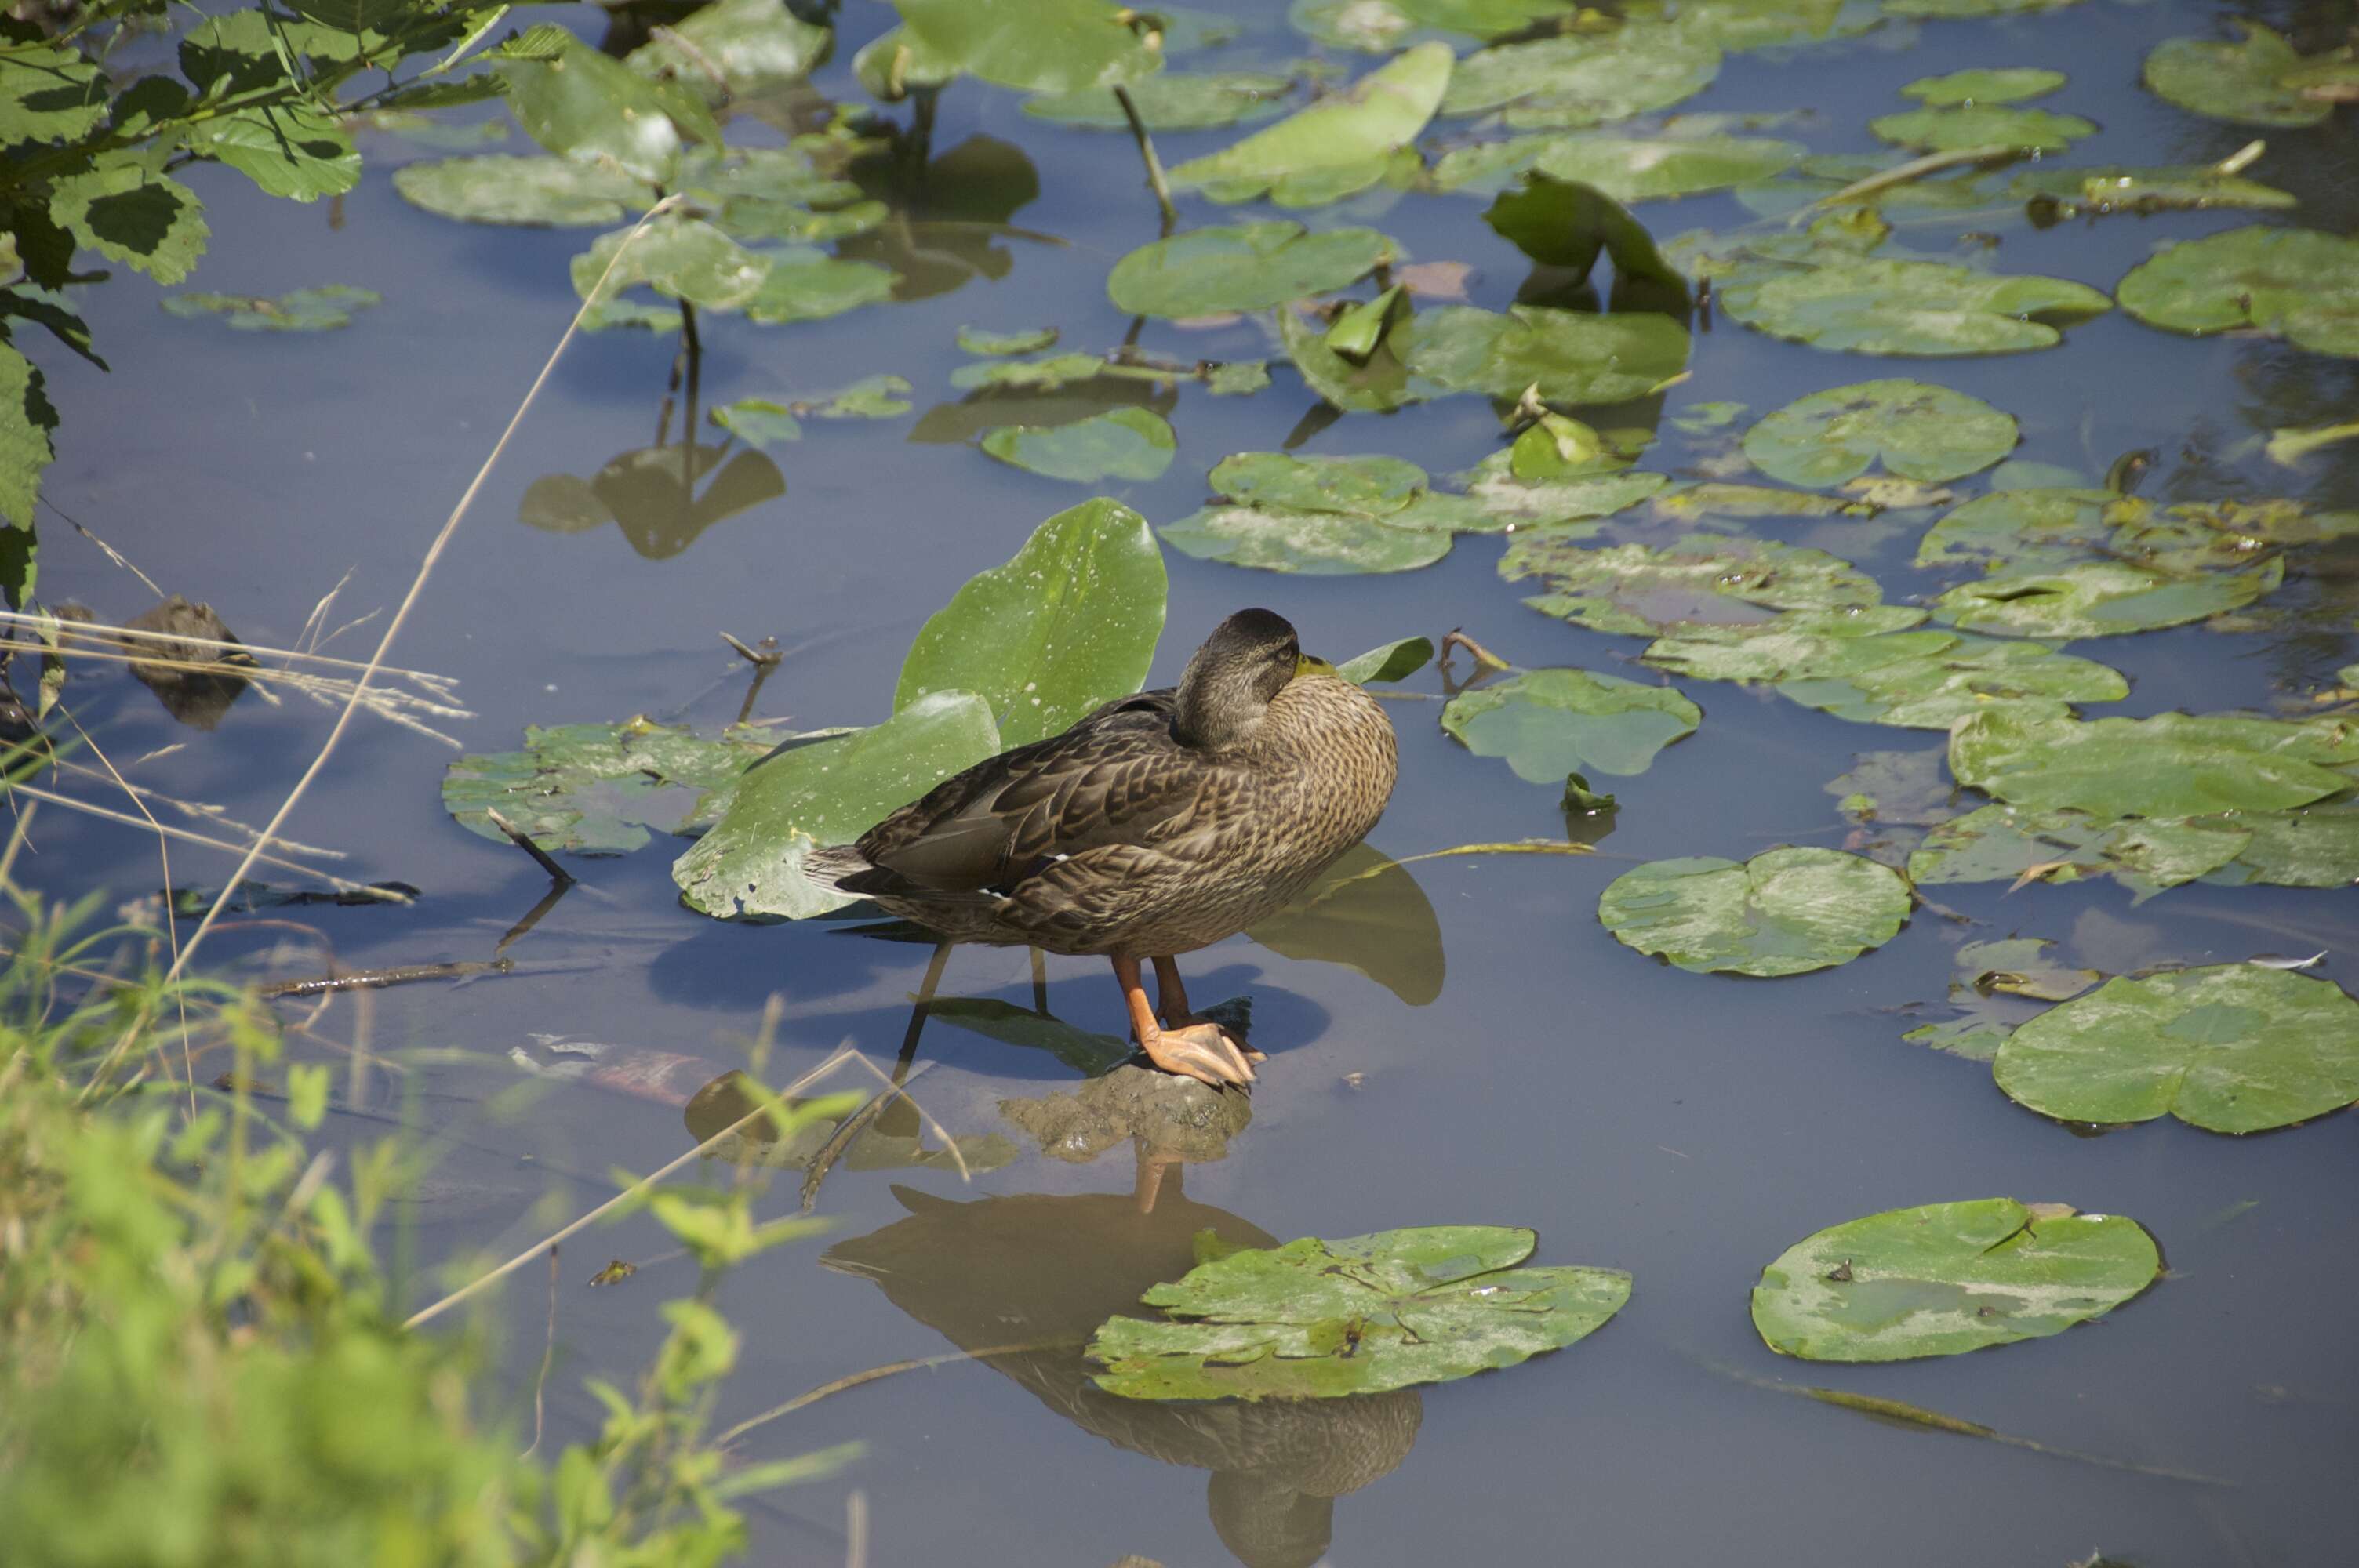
left=1112, top=85, right=1179, bottom=232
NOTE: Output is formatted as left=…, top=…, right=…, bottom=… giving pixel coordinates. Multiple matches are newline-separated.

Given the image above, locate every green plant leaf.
left=1336, top=637, right=1434, bottom=684
left=1996, top=965, right=2359, bottom=1134
left=392, top=155, right=654, bottom=226
left=1441, top=668, right=1700, bottom=782
left=0, top=343, right=55, bottom=539
left=1278, top=299, right=1420, bottom=412
left=1750, top=1199, right=2160, bottom=1363
left=1598, top=847, right=1910, bottom=976
left=980, top=407, right=1176, bottom=483
left=1086, top=1225, right=1630, bottom=1399
left=1107, top=221, right=1396, bottom=318
left=2012, top=163, right=2296, bottom=220
left=1503, top=535, right=1883, bottom=637
left=1169, top=42, right=1450, bottom=207
left=47, top=158, right=209, bottom=285
left=1026, top=71, right=1293, bottom=129
left=2116, top=227, right=2359, bottom=358
left=2143, top=22, right=2335, bottom=129
left=1451, top=449, right=1668, bottom=532
left=445, top=718, right=772, bottom=855
left=673, top=692, right=1004, bottom=919
left=889, top=0, right=1162, bottom=93
left=1883, top=0, right=2085, bottom=13
left=1902, top=937, right=2099, bottom=1060
left=1396, top=303, right=1690, bottom=405
left=709, top=399, right=804, bottom=447
left=1670, top=0, right=1876, bottom=52
left=1443, top=20, right=1720, bottom=129
left=626, top=0, right=832, bottom=101
left=1932, top=560, right=2283, bottom=639
left=896, top=498, right=1166, bottom=746
left=160, top=286, right=380, bottom=331
left=0, top=44, right=107, bottom=147
left=1869, top=105, right=2095, bottom=154
left=187, top=104, right=360, bottom=201
left=1433, top=133, right=1803, bottom=201
left=1743, top=379, right=2017, bottom=486
left=1482, top=174, right=1685, bottom=291
left=1901, top=67, right=2066, bottom=106
left=1916, top=488, right=2359, bottom=576
left=499, top=34, right=710, bottom=186
left=1950, top=708, right=2359, bottom=819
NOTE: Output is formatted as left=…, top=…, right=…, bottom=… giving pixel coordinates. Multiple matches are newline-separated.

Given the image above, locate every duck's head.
left=1174, top=608, right=1334, bottom=748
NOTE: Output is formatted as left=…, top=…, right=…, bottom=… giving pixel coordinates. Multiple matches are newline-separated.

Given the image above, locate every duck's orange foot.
left=1142, top=1021, right=1258, bottom=1088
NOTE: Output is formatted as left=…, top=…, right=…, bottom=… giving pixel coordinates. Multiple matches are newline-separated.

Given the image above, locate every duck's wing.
left=843, top=689, right=1217, bottom=898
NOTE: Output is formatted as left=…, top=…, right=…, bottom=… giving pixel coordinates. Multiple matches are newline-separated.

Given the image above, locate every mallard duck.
left=810, top=609, right=1398, bottom=1087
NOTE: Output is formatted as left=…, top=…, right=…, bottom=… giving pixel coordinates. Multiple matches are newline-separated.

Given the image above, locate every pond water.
left=24, top=0, right=2359, bottom=1563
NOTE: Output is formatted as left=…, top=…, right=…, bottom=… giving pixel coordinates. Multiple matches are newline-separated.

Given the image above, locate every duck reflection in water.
left=823, top=1171, right=1423, bottom=1568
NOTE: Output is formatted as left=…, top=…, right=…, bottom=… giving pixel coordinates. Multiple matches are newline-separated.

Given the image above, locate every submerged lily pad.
left=1433, top=132, right=1803, bottom=201
left=1504, top=535, right=1883, bottom=637
left=161, top=286, right=380, bottom=331
left=445, top=718, right=769, bottom=855
left=958, top=325, right=1059, bottom=355
left=1107, top=222, right=1396, bottom=318
left=2144, top=23, right=2343, bottom=129
left=1950, top=709, right=2359, bottom=820
left=1996, top=965, right=2359, bottom=1134
left=980, top=407, right=1176, bottom=483
left=1087, top=1225, right=1630, bottom=1400
left=1870, top=105, right=2095, bottom=154
left=2115, top=227, right=2359, bottom=358
left=392, top=154, right=653, bottom=226
left=1902, top=67, right=2066, bottom=106
left=1902, top=938, right=2099, bottom=1060
left=1441, top=669, right=1701, bottom=782
left=1743, top=379, right=2016, bottom=487
left=1396, top=304, right=1689, bottom=406
left=896, top=498, right=1166, bottom=747
left=1169, top=42, right=1451, bottom=207
left=1750, top=1200, right=2160, bottom=1363
left=1906, top=804, right=2251, bottom=899
left=1027, top=71, right=1293, bottom=130
left=1443, top=21, right=1721, bottom=130
left=1598, top=847, right=1909, bottom=977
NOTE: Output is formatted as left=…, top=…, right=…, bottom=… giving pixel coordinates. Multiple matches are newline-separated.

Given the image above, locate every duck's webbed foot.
left=1142, top=1020, right=1258, bottom=1087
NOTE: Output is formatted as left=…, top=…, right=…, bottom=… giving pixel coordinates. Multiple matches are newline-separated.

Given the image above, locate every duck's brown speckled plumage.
left=812, top=609, right=1397, bottom=961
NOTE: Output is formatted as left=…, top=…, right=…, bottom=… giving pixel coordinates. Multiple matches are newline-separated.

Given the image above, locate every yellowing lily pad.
left=1441, top=668, right=1702, bottom=782
left=1598, top=847, right=1910, bottom=976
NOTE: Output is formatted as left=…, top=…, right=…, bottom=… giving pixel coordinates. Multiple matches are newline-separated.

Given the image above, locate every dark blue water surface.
left=24, top=1, right=2359, bottom=1563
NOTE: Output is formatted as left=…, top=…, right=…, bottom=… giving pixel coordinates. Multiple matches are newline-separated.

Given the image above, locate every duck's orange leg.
left=1152, top=955, right=1265, bottom=1064
left=1114, top=954, right=1256, bottom=1087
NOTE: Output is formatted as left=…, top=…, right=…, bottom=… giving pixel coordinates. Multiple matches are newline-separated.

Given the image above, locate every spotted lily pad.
left=1213, top=451, right=1427, bottom=514
left=160, top=286, right=380, bottom=331
left=1996, top=965, right=2359, bottom=1134
left=1441, top=668, right=1701, bottom=783
left=1870, top=105, right=2095, bottom=154
left=1743, top=379, right=2016, bottom=487
left=1107, top=222, right=1396, bottom=318
left=1026, top=70, right=1293, bottom=129
left=445, top=718, right=770, bottom=855
left=1504, top=535, right=1883, bottom=637
left=2144, top=23, right=2343, bottom=129
left=1169, top=43, right=1452, bottom=207
left=1086, top=1225, right=1631, bottom=1400
left=1430, top=132, right=1804, bottom=201
left=1902, top=68, right=2066, bottom=106
left=1750, top=1199, right=2160, bottom=1363
left=1442, top=20, right=1721, bottom=130
left=1917, top=488, right=2359, bottom=576
left=1950, top=709, right=2359, bottom=820
left=2115, top=227, right=2359, bottom=358
left=980, top=407, right=1176, bottom=483
left=1599, top=847, right=1909, bottom=976
left=1395, top=304, right=1690, bottom=406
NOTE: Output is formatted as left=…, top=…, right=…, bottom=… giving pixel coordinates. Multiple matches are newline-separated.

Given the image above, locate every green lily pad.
left=1917, top=488, right=2359, bottom=576
left=1598, top=847, right=1910, bottom=977
left=709, top=376, right=913, bottom=445
left=572, top=217, right=771, bottom=312
left=1107, top=222, right=1396, bottom=318
left=1160, top=506, right=1452, bottom=575
left=1996, top=965, right=2359, bottom=1134
left=1289, top=0, right=1575, bottom=51
left=709, top=398, right=806, bottom=448
left=1443, top=20, right=1721, bottom=130
left=2144, top=23, right=2340, bottom=129
left=980, top=407, right=1176, bottom=483
left=1441, top=668, right=1701, bottom=783
left=1743, top=379, right=2016, bottom=486
left=2202, top=806, right=2359, bottom=891
left=1882, top=0, right=2083, bottom=13
left=1902, top=67, right=2066, bottom=106
left=1437, top=133, right=1803, bottom=202
left=392, top=155, right=653, bottom=226
left=887, top=0, right=1162, bottom=94
left=496, top=32, right=710, bottom=187
left=1212, top=451, right=1429, bottom=515
left=1906, top=804, right=2252, bottom=899
left=958, top=325, right=1059, bottom=355
left=1652, top=482, right=1878, bottom=522
left=1449, top=451, right=1671, bottom=532
left=1395, top=304, right=1689, bottom=406
left=2116, top=227, right=2359, bottom=358
left=445, top=718, right=770, bottom=855
left=1950, top=709, right=2359, bottom=820
left=1337, top=637, right=1434, bottom=684
left=741, top=249, right=898, bottom=324
left=896, top=498, right=1166, bottom=747
left=1026, top=71, right=1294, bottom=130
left=1504, top=535, right=1883, bottom=637
left=1903, top=938, right=2099, bottom=1060
left=1750, top=1199, right=2160, bottom=1363
left=1686, top=234, right=2113, bottom=355
left=160, top=286, right=380, bottom=332
left=1169, top=44, right=1451, bottom=207
left=626, top=0, right=831, bottom=100
left=673, top=691, right=1004, bottom=920
left=1086, top=1225, right=1630, bottom=1400
left=1931, top=559, right=2283, bottom=639
left=1870, top=106, right=2095, bottom=154
left=1482, top=174, right=1687, bottom=296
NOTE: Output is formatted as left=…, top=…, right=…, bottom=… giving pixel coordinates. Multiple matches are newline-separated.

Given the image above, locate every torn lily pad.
left=2116, top=227, right=2359, bottom=358
left=445, top=718, right=770, bottom=855
left=1599, top=847, right=1909, bottom=977
left=2144, top=22, right=2346, bottom=129
left=1107, top=222, right=1396, bottom=318
left=161, top=286, right=380, bottom=331
left=980, top=407, right=1176, bottom=483
left=1996, top=965, right=2359, bottom=1134
left=1441, top=668, right=1700, bottom=783
left=1086, top=1225, right=1630, bottom=1400
left=1902, top=68, right=2066, bottom=106
left=1743, top=380, right=2016, bottom=487
left=1026, top=71, right=1293, bottom=130
left=1870, top=105, right=2095, bottom=154
left=1442, top=20, right=1721, bottom=130
left=1169, top=42, right=1451, bottom=207
left=1750, top=1199, right=2161, bottom=1363
left=1950, top=708, right=2359, bottom=820
left=1503, top=535, right=1883, bottom=637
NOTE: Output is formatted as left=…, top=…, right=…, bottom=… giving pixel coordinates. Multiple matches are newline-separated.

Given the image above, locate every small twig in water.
left=1112, top=84, right=1178, bottom=230
left=720, top=631, right=781, bottom=669
left=483, top=807, right=576, bottom=886
left=261, top=958, right=514, bottom=998
left=1798, top=143, right=2024, bottom=220
left=1441, top=629, right=1514, bottom=671
left=714, top=1336, right=1085, bottom=1450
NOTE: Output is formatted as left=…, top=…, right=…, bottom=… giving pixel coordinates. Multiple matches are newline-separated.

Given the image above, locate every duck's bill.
left=1294, top=652, right=1338, bottom=678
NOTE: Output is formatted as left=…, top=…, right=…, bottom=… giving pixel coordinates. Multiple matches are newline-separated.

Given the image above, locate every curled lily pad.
left=1086, top=1225, right=1630, bottom=1400
left=1396, top=304, right=1690, bottom=406
left=2144, top=23, right=2342, bottom=129
left=887, top=0, right=1161, bottom=94
left=1169, top=43, right=1451, bottom=207
left=1902, top=67, right=2066, bottom=106
left=1107, top=222, right=1396, bottom=318
left=1027, top=71, right=1294, bottom=130
left=896, top=498, right=1166, bottom=747
left=980, top=407, right=1176, bottom=483
left=1996, top=965, right=2359, bottom=1134
left=1743, top=379, right=2016, bottom=485
left=1441, top=668, right=1700, bottom=782
left=1598, top=847, right=1910, bottom=977
left=1950, top=709, right=2359, bottom=820
left=160, top=286, right=379, bottom=331
left=2116, top=227, right=2359, bottom=358
left=1750, top=1200, right=2161, bottom=1363
left=1278, top=299, right=1421, bottom=412
left=1503, top=535, right=1883, bottom=637
left=392, top=154, right=652, bottom=226
left=1482, top=174, right=1686, bottom=295
left=1337, top=637, right=1434, bottom=684
left=1870, top=106, right=2095, bottom=154
left=1443, top=20, right=1721, bottom=130
left=445, top=718, right=770, bottom=855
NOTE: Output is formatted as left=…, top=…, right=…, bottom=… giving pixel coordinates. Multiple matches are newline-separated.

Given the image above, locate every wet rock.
left=1000, top=1060, right=1254, bottom=1167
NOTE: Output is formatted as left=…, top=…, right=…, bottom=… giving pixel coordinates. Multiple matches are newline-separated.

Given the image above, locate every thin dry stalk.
left=5, top=782, right=379, bottom=890
left=0, top=608, right=460, bottom=695
left=45, top=754, right=350, bottom=861
left=520, top=1243, right=560, bottom=1460
left=714, top=1338, right=1084, bottom=1450
left=484, top=808, right=576, bottom=886
left=845, top=1490, right=868, bottom=1568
